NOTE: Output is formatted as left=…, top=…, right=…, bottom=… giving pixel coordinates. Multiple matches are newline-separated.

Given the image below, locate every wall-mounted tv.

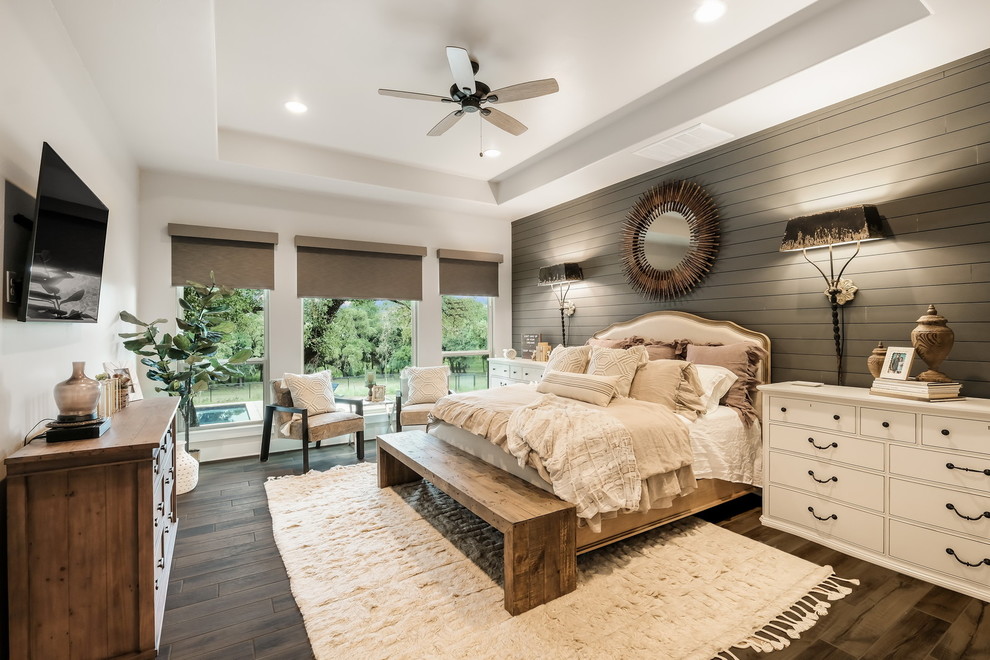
left=17, top=143, right=109, bottom=322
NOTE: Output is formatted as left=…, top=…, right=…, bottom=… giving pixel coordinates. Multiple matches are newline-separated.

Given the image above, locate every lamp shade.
left=780, top=205, right=884, bottom=252
left=538, top=262, right=583, bottom=285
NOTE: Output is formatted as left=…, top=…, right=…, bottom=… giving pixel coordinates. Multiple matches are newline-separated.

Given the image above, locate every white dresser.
left=760, top=383, right=990, bottom=601
left=488, top=357, right=547, bottom=387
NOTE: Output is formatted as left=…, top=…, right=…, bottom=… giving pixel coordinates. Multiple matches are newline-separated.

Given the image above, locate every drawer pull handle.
left=945, top=548, right=990, bottom=568
left=945, top=462, right=990, bottom=477
left=808, top=470, right=838, bottom=484
left=808, top=437, right=838, bottom=450
left=808, top=506, right=837, bottom=521
left=941, top=429, right=950, bottom=436
left=833, top=414, right=841, bottom=421
left=780, top=407, right=787, bottom=413
left=946, top=503, right=990, bottom=521
left=882, top=421, right=890, bottom=428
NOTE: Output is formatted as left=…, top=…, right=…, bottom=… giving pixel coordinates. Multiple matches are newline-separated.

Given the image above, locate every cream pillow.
left=404, top=365, right=450, bottom=405
left=693, top=364, right=738, bottom=414
left=585, top=345, right=649, bottom=397
left=283, top=370, right=336, bottom=415
left=537, top=371, right=620, bottom=407
left=628, top=360, right=706, bottom=420
left=542, top=344, right=591, bottom=377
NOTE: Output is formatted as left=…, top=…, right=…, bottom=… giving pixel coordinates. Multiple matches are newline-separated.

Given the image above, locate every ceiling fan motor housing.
left=450, top=80, right=491, bottom=109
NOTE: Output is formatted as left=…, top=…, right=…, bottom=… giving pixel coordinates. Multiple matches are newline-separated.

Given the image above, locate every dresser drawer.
left=769, top=452, right=884, bottom=511
left=889, top=520, right=990, bottom=591
left=922, top=415, right=990, bottom=454
left=767, top=486, right=884, bottom=552
left=890, top=445, right=990, bottom=494
left=489, top=363, right=511, bottom=378
left=521, top=365, right=545, bottom=381
left=861, top=407, right=916, bottom=443
left=490, top=378, right=512, bottom=388
left=889, top=478, right=990, bottom=540
left=768, top=396, right=855, bottom=434
left=767, top=424, right=884, bottom=470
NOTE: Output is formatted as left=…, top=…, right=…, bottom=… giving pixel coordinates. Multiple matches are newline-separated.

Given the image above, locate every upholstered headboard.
left=591, top=310, right=771, bottom=386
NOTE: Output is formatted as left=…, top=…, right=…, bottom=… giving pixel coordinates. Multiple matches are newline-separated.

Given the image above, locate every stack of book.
left=870, top=378, right=963, bottom=401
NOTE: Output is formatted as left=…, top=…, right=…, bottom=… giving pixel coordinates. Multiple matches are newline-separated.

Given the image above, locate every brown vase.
left=867, top=341, right=887, bottom=379
left=53, top=361, right=101, bottom=422
left=911, top=304, right=955, bottom=382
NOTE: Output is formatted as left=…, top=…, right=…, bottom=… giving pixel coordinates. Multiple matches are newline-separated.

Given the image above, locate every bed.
left=428, top=310, right=771, bottom=554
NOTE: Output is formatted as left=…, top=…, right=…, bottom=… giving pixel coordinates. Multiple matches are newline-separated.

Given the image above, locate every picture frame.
left=103, top=362, right=144, bottom=401
left=520, top=333, right=541, bottom=360
left=879, top=346, right=914, bottom=380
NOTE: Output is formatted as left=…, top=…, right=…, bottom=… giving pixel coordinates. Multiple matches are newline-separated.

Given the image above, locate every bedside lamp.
left=780, top=205, right=884, bottom=385
left=538, top=262, right=583, bottom=347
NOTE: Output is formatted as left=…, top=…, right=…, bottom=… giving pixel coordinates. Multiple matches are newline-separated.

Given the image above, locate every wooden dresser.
left=6, top=397, right=180, bottom=659
left=759, top=383, right=990, bottom=601
left=488, top=357, right=547, bottom=387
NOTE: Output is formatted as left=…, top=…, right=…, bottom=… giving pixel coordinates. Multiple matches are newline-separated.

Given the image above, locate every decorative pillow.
left=537, top=371, right=620, bottom=407
left=642, top=341, right=683, bottom=361
left=404, top=365, right=450, bottom=405
left=585, top=336, right=645, bottom=349
left=585, top=345, right=649, bottom=398
left=283, top=370, right=336, bottom=415
left=543, top=344, right=592, bottom=376
left=693, top=364, right=738, bottom=414
left=687, top=341, right=767, bottom=424
left=628, top=360, right=706, bottom=420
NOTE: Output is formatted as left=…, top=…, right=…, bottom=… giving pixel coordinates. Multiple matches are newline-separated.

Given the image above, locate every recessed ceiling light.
left=694, top=0, right=726, bottom=23
left=482, top=149, right=501, bottom=158
left=284, top=100, right=308, bottom=114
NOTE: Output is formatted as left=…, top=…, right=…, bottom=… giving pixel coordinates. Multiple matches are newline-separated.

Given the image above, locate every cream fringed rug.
left=265, top=463, right=856, bottom=660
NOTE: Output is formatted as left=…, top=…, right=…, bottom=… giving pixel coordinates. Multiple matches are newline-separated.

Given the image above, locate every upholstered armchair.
left=260, top=379, right=366, bottom=472
left=395, top=365, right=451, bottom=431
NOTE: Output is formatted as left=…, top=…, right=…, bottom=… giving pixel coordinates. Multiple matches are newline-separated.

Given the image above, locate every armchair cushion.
left=398, top=402, right=434, bottom=427
left=280, top=410, right=364, bottom=442
left=403, top=365, right=450, bottom=405
left=283, top=370, right=336, bottom=415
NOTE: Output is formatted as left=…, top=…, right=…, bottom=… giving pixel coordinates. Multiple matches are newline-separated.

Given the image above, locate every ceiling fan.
left=378, top=46, right=559, bottom=137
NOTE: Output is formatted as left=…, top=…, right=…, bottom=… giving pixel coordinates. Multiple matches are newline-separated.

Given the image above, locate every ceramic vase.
left=867, top=341, right=887, bottom=379
left=911, top=304, right=955, bottom=382
left=175, top=439, right=200, bottom=494
left=53, top=361, right=101, bottom=422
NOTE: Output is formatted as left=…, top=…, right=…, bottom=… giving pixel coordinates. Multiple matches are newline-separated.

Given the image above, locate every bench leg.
left=503, top=510, right=576, bottom=615
left=377, top=443, right=422, bottom=488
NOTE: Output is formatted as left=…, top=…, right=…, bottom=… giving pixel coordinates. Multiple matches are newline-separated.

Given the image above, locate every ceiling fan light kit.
left=379, top=46, right=559, bottom=140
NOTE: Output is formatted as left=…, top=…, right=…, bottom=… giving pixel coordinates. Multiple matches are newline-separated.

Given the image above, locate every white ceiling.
left=50, top=0, right=990, bottom=221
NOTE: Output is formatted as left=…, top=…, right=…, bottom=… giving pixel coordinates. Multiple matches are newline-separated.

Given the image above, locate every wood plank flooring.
left=158, top=430, right=989, bottom=659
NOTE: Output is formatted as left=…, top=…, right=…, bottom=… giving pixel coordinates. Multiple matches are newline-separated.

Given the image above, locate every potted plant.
left=118, top=275, right=251, bottom=493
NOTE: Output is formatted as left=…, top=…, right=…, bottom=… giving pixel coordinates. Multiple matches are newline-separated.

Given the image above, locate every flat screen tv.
left=18, top=143, right=109, bottom=322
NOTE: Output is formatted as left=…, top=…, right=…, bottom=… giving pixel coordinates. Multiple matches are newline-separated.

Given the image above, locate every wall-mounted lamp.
left=538, top=262, right=583, bottom=347
left=780, top=204, right=885, bottom=385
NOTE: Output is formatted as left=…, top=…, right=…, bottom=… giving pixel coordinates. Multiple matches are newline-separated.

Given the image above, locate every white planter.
left=175, top=439, right=200, bottom=494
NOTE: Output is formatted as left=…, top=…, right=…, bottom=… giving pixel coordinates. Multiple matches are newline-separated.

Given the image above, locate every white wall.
left=139, top=172, right=512, bottom=460
left=0, top=0, right=139, bottom=478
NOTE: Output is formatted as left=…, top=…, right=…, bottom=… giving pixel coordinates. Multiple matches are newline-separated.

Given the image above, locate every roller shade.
left=295, top=236, right=427, bottom=300
left=437, top=248, right=503, bottom=297
left=169, top=223, right=278, bottom=289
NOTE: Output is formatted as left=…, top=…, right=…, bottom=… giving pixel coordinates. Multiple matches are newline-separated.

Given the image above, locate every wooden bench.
left=377, top=430, right=576, bottom=614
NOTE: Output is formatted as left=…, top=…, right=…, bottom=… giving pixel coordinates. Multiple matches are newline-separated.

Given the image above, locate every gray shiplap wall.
left=512, top=50, right=990, bottom=396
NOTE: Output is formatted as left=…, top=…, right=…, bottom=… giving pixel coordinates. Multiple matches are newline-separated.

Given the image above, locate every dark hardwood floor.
left=158, top=428, right=990, bottom=659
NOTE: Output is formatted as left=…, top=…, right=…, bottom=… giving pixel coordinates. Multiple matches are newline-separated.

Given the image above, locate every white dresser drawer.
left=889, top=478, right=990, bottom=540
left=521, top=365, right=545, bottom=381
left=768, top=396, right=856, bottom=434
left=490, top=378, right=512, bottom=388
left=489, top=363, right=511, bottom=378
left=890, top=445, right=990, bottom=494
left=861, top=407, right=916, bottom=443
left=769, top=451, right=884, bottom=511
left=922, top=414, right=990, bottom=454
left=767, top=486, right=884, bottom=552
left=889, top=520, right=990, bottom=591
left=509, top=365, right=522, bottom=379
left=767, top=424, right=884, bottom=471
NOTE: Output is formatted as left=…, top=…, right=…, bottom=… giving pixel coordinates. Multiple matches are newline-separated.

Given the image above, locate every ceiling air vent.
left=634, top=123, right=734, bottom=165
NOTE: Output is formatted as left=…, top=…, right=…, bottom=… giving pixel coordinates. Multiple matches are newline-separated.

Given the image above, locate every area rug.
left=265, top=463, right=856, bottom=660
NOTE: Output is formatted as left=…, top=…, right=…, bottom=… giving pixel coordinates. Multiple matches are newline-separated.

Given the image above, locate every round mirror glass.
left=643, top=211, right=691, bottom=270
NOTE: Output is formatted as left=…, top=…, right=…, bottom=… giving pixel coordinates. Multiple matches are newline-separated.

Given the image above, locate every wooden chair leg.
left=301, top=412, right=310, bottom=473
left=356, top=430, right=365, bottom=461
left=260, top=405, right=275, bottom=463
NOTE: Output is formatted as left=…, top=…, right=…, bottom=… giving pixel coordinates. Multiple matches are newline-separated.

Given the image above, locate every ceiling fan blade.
left=378, top=89, right=451, bottom=103
left=481, top=107, right=527, bottom=136
left=487, top=78, right=559, bottom=103
left=427, top=110, right=465, bottom=136
left=446, top=46, right=476, bottom=95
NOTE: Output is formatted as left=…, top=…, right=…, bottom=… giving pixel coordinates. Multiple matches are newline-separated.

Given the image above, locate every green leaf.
left=117, top=332, right=144, bottom=338
left=190, top=380, right=209, bottom=393
left=173, top=334, right=192, bottom=351
left=178, top=297, right=193, bottom=311
left=228, top=348, right=254, bottom=364
left=119, top=310, right=146, bottom=326
left=122, top=339, right=150, bottom=352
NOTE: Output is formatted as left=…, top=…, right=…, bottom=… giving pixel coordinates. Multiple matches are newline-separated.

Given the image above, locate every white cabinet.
left=760, top=383, right=990, bottom=602
left=487, top=357, right=547, bottom=388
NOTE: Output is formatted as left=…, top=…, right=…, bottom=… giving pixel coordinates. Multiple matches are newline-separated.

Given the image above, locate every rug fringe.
left=717, top=571, right=858, bottom=657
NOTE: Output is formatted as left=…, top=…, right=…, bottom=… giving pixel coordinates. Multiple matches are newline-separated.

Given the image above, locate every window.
left=441, top=295, right=491, bottom=392
left=302, top=298, right=413, bottom=397
left=185, top=288, right=268, bottom=427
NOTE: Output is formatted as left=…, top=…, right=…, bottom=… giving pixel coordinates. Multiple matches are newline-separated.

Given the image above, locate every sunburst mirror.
left=621, top=180, right=720, bottom=300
